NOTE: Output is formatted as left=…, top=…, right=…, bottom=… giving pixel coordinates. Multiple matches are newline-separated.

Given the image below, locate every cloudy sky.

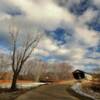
left=0, top=0, right=100, bottom=71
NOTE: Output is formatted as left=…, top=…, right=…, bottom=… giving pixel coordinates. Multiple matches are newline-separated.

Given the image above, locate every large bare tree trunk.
left=9, top=24, right=40, bottom=91
left=11, top=72, right=18, bottom=90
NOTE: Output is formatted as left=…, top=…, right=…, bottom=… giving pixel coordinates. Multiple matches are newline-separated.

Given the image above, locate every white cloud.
left=93, top=0, right=100, bottom=8
left=75, top=26, right=99, bottom=46
left=78, top=8, right=98, bottom=24
left=7, top=0, right=75, bottom=30
left=56, top=48, right=70, bottom=55
left=38, top=36, right=58, bottom=52
left=0, top=0, right=99, bottom=72
left=34, top=35, right=70, bottom=57
left=34, top=48, right=49, bottom=56
left=71, top=48, right=85, bottom=60
left=0, top=13, right=11, bottom=21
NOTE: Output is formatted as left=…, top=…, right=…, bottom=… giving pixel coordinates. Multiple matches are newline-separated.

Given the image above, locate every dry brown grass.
left=0, top=80, right=33, bottom=84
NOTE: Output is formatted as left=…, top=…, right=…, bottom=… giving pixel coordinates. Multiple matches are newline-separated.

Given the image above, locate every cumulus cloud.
left=78, top=8, right=98, bottom=24
left=6, top=0, right=75, bottom=30
left=93, top=0, right=100, bottom=8
left=0, top=13, right=11, bottom=21
left=71, top=48, right=85, bottom=60
left=0, top=0, right=99, bottom=71
left=34, top=35, right=69, bottom=56
left=75, top=26, right=99, bottom=46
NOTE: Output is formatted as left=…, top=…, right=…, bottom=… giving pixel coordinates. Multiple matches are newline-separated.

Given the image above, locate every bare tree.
left=9, top=25, right=40, bottom=90
left=0, top=53, right=10, bottom=72
left=34, top=60, right=45, bottom=82
left=48, top=62, right=73, bottom=81
left=22, top=59, right=45, bottom=82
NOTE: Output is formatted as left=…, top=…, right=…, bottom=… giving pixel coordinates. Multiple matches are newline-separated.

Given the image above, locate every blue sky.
left=0, top=0, right=100, bottom=71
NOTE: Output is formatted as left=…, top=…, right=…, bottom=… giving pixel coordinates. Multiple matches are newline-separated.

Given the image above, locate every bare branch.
left=9, top=23, right=40, bottom=90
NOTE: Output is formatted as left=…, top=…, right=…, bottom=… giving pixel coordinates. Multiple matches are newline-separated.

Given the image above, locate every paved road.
left=16, top=84, right=80, bottom=100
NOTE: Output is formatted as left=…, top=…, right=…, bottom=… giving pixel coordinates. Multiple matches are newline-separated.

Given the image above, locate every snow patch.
left=71, top=82, right=95, bottom=100
left=0, top=82, right=46, bottom=89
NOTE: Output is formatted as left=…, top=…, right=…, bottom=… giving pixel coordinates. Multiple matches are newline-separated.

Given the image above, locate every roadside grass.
left=0, top=88, right=33, bottom=100
left=0, top=80, right=38, bottom=100
left=0, top=90, right=24, bottom=100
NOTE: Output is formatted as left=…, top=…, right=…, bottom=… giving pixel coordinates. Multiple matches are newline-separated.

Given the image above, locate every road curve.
left=16, top=84, right=80, bottom=100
